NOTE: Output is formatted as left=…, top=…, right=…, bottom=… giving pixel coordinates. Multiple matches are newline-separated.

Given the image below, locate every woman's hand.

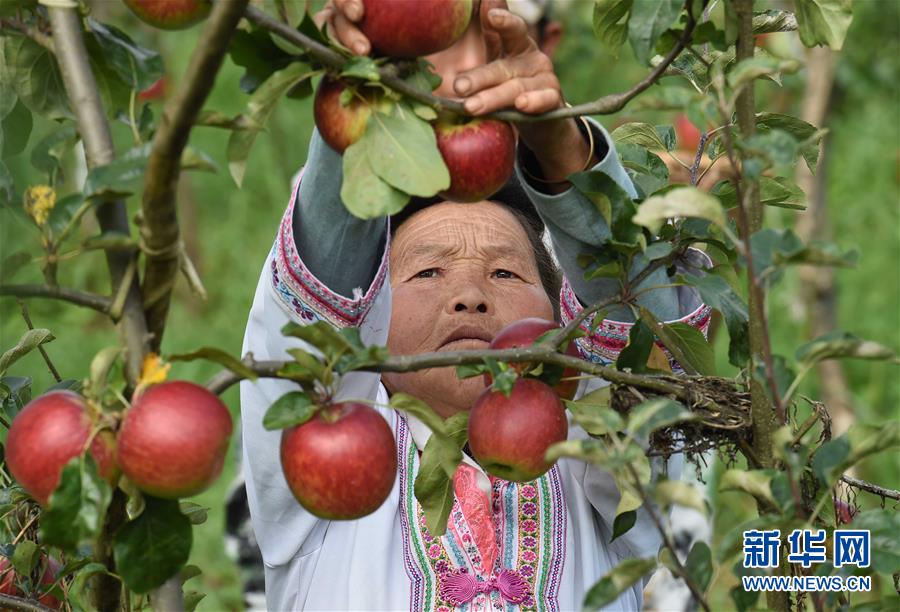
left=314, top=0, right=371, bottom=56
left=456, top=0, right=595, bottom=188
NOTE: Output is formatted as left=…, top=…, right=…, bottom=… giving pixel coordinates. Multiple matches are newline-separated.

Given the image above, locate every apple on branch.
left=434, top=115, right=516, bottom=203
left=484, top=317, right=582, bottom=400
left=280, top=402, right=397, bottom=520
left=117, top=381, right=232, bottom=499
left=468, top=378, right=568, bottom=482
left=360, top=0, right=473, bottom=58
left=5, top=390, right=119, bottom=506
left=313, top=76, right=377, bottom=154
left=123, top=0, right=211, bottom=30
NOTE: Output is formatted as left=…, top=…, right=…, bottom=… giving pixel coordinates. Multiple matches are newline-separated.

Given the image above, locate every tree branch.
left=140, top=0, right=250, bottom=353
left=0, top=18, right=55, bottom=52
left=244, top=2, right=698, bottom=121
left=17, top=300, right=62, bottom=382
left=47, top=5, right=150, bottom=387
left=841, top=475, right=900, bottom=501
left=0, top=283, right=111, bottom=313
left=0, top=594, right=55, bottom=612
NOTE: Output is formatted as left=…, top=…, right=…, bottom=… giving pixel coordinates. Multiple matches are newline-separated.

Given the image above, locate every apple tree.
left=0, top=0, right=897, bottom=611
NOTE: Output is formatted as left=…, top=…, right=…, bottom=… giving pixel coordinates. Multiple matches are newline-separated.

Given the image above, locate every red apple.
left=123, top=0, right=211, bottom=30
left=434, top=116, right=516, bottom=203
left=281, top=402, right=397, bottom=520
left=313, top=76, right=375, bottom=154
left=675, top=114, right=702, bottom=153
left=138, top=76, right=168, bottom=102
left=117, top=381, right=232, bottom=499
left=468, top=378, right=568, bottom=482
left=0, top=556, right=62, bottom=609
left=834, top=498, right=856, bottom=525
left=485, top=318, right=582, bottom=400
left=5, top=391, right=119, bottom=506
left=360, top=0, right=473, bottom=58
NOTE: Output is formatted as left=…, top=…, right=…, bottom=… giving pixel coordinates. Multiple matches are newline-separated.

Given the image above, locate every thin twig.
left=141, top=0, right=250, bottom=352
left=840, top=475, right=900, bottom=501
left=244, top=2, right=698, bottom=122
left=0, top=284, right=112, bottom=313
left=0, top=594, right=55, bottom=612
left=17, top=300, right=62, bottom=382
left=0, top=18, right=55, bottom=52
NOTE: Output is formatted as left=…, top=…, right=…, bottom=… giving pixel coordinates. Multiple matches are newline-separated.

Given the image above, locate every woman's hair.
left=390, top=178, right=562, bottom=320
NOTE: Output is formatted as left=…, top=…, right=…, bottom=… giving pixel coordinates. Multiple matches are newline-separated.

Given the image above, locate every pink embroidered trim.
left=439, top=568, right=530, bottom=606
left=452, top=463, right=499, bottom=575
left=271, top=172, right=390, bottom=328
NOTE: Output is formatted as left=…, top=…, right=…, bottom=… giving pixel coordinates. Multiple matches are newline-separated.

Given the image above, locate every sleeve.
left=239, top=158, right=394, bottom=573
left=291, top=128, right=386, bottom=299
left=515, top=118, right=688, bottom=323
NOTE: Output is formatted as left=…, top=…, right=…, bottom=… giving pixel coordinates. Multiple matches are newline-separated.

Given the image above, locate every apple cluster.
left=5, top=382, right=233, bottom=508
left=279, top=318, right=576, bottom=521
left=312, top=0, right=517, bottom=203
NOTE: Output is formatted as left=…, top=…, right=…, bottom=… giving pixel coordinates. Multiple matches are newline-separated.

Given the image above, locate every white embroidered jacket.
left=240, top=179, right=712, bottom=612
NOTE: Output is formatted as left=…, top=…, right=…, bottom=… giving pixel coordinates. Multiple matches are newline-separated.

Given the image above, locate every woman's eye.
left=492, top=269, right=516, bottom=279
left=414, top=268, right=439, bottom=279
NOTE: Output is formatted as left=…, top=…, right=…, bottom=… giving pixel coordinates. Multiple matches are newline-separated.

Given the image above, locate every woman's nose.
left=447, top=281, right=490, bottom=315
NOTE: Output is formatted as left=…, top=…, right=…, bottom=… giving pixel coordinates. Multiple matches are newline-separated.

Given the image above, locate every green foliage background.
left=1, top=1, right=897, bottom=609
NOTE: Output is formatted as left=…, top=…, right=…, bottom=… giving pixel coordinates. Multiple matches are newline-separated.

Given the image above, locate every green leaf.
left=813, top=422, right=899, bottom=487
left=657, top=320, right=715, bottom=375
left=627, top=0, right=682, bottom=65
left=794, top=0, right=853, bottom=49
left=87, top=18, right=164, bottom=91
left=365, top=104, right=449, bottom=197
left=750, top=228, right=857, bottom=288
left=69, top=562, right=113, bottom=611
left=719, top=469, right=777, bottom=506
left=89, top=346, right=122, bottom=392
left=654, top=479, right=707, bottom=514
left=611, top=122, right=669, bottom=152
left=46, top=193, right=88, bottom=237
left=114, top=496, right=192, bottom=594
left=593, top=0, right=632, bottom=56
left=168, top=347, right=258, bottom=381
left=627, top=397, right=696, bottom=440
left=610, top=509, right=636, bottom=542
left=228, top=62, right=314, bottom=187
left=751, top=354, right=795, bottom=402
left=414, top=432, right=463, bottom=537
left=228, top=28, right=295, bottom=94
left=389, top=393, right=446, bottom=436
left=263, top=391, right=317, bottom=430
left=184, top=591, right=207, bottom=612
left=568, top=170, right=642, bottom=247
left=686, top=541, right=713, bottom=591
left=340, top=139, right=409, bottom=219
left=756, top=112, right=822, bottom=171
left=179, top=501, right=208, bottom=525
left=583, top=557, right=657, bottom=609
left=2, top=34, right=70, bottom=120
left=0, top=328, right=55, bottom=376
left=195, top=110, right=263, bottom=131
left=677, top=273, right=749, bottom=367
left=41, top=456, right=112, bottom=553
left=564, top=388, right=624, bottom=437
left=644, top=241, right=673, bottom=261
left=712, top=176, right=806, bottom=210
left=795, top=331, right=897, bottom=366
left=633, top=186, right=725, bottom=234
left=83, top=144, right=150, bottom=199
left=728, top=56, right=801, bottom=89
left=617, top=143, right=669, bottom=199
left=281, top=320, right=355, bottom=361
left=852, top=509, right=900, bottom=574
left=811, top=435, right=849, bottom=487
left=341, top=56, right=381, bottom=81
left=752, top=10, right=799, bottom=34
left=616, top=320, right=655, bottom=374
left=30, top=124, right=79, bottom=178
left=1, top=99, right=32, bottom=158
left=10, top=540, right=38, bottom=575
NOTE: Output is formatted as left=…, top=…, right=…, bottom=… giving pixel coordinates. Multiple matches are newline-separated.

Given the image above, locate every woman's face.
left=384, top=201, right=554, bottom=418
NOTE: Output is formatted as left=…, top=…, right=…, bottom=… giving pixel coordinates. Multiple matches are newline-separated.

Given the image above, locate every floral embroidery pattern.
left=398, top=414, right=566, bottom=611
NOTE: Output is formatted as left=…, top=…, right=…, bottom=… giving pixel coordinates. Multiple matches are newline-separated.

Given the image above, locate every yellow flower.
left=23, top=185, right=56, bottom=227
left=139, top=353, right=171, bottom=387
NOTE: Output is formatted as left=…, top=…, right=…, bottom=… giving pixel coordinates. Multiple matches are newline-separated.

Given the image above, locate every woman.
left=240, top=1, right=710, bottom=609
